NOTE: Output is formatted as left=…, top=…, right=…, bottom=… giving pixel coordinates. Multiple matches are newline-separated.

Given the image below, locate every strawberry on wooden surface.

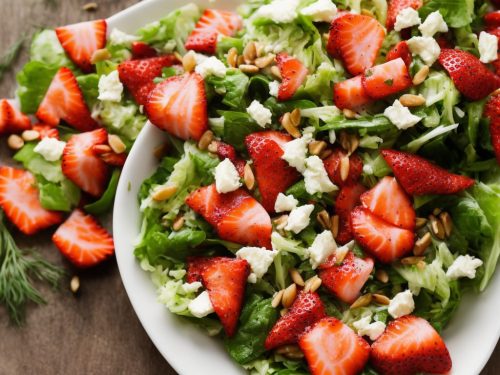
left=0, top=166, right=63, bottom=235
left=0, top=99, right=31, bottom=135
left=334, top=182, right=367, bottom=245
left=333, top=75, right=372, bottom=111
left=484, top=93, right=500, bottom=166
left=386, top=41, right=412, bottom=68
left=323, top=148, right=364, bottom=187
left=386, top=0, right=423, bottom=31
left=362, top=58, right=412, bottom=99
left=276, top=53, right=308, bottom=101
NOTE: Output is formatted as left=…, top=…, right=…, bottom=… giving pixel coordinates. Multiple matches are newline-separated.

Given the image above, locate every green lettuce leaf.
left=95, top=101, right=147, bottom=144
left=16, top=61, right=58, bottom=114
left=418, top=0, right=474, bottom=28
left=30, top=29, right=74, bottom=68
left=205, top=69, right=250, bottom=110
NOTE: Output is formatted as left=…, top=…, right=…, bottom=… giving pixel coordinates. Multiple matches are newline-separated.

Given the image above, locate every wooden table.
left=0, top=1, right=498, bottom=374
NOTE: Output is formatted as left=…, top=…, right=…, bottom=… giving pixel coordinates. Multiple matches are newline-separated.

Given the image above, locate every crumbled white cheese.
left=446, top=255, right=483, bottom=280
left=308, top=230, right=337, bottom=269
left=195, top=56, right=227, bottom=78
left=407, top=36, right=441, bottom=66
left=269, top=81, right=280, bottom=97
left=363, top=164, right=374, bottom=175
left=274, top=193, right=299, bottom=213
left=246, top=100, right=272, bottom=128
left=236, top=247, right=278, bottom=283
left=394, top=7, right=421, bottom=32
left=418, top=11, right=448, bottom=37
left=285, top=204, right=314, bottom=234
left=256, top=0, right=300, bottom=23
left=98, top=70, right=123, bottom=102
left=33, top=137, right=66, bottom=162
left=181, top=282, right=203, bottom=294
left=388, top=290, right=415, bottom=319
left=109, top=28, right=139, bottom=46
left=188, top=291, right=215, bottom=318
left=353, top=315, right=386, bottom=341
left=304, top=156, right=337, bottom=194
left=479, top=31, right=499, bottom=64
left=281, top=136, right=311, bottom=173
left=300, top=0, right=337, bottom=22
left=214, top=158, right=242, bottom=193
left=384, top=99, right=422, bottom=130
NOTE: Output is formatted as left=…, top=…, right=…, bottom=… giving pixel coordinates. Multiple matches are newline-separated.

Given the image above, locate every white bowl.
left=112, top=1, right=500, bottom=374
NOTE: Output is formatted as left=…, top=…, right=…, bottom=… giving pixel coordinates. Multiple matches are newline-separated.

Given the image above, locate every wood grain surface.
left=0, top=1, right=498, bottom=374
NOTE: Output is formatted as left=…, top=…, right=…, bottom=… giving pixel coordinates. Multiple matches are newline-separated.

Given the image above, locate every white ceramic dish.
left=112, top=1, right=500, bottom=374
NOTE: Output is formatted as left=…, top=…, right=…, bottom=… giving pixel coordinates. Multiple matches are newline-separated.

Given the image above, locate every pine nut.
left=317, top=210, right=331, bottom=230
left=243, top=163, right=255, bottom=190
left=330, top=215, right=339, bottom=238
left=350, top=294, right=372, bottom=309
left=70, top=275, right=80, bottom=294
left=282, top=283, right=297, bottom=308
left=273, top=215, right=289, bottom=230
left=343, top=108, right=357, bottom=119
left=237, top=55, right=245, bottom=67
left=413, top=232, right=432, bottom=256
left=270, top=65, right=281, bottom=79
left=93, top=144, right=112, bottom=154
left=7, top=134, right=24, bottom=150
left=309, top=276, right=322, bottom=293
left=172, top=216, right=185, bottom=231
left=21, top=129, right=40, bottom=142
left=361, top=8, right=375, bottom=17
left=174, top=51, right=183, bottom=63
left=90, top=48, right=111, bottom=64
left=243, top=42, right=257, bottom=64
left=207, top=141, right=219, bottom=153
left=415, top=217, right=427, bottom=229
left=275, top=344, right=304, bottom=359
left=429, top=214, right=445, bottom=240
left=339, top=131, right=351, bottom=153
left=412, top=65, right=430, bottom=85
left=227, top=47, right=238, bottom=68
left=239, top=64, right=259, bottom=74
left=290, top=108, right=301, bottom=127
left=401, top=256, right=425, bottom=266
left=372, top=293, right=390, bottom=305
left=290, top=269, right=305, bottom=287
left=82, top=2, right=98, bottom=11
left=375, top=269, right=389, bottom=283
left=432, top=208, right=442, bottom=216
left=319, top=148, right=333, bottom=160
left=197, top=130, right=214, bottom=150
left=417, top=260, right=427, bottom=270
left=308, top=140, right=327, bottom=156
left=153, top=144, right=168, bottom=159
left=348, top=134, right=360, bottom=154
left=152, top=185, right=177, bottom=201
left=280, top=308, right=288, bottom=317
left=281, top=113, right=301, bottom=138
left=335, top=244, right=349, bottom=264
left=108, top=134, right=126, bottom=154
left=271, top=289, right=285, bottom=308
left=340, top=155, right=350, bottom=182
left=493, top=87, right=500, bottom=97
left=439, top=211, right=453, bottom=237
left=183, top=51, right=197, bottom=73
left=254, top=54, right=275, bottom=68
left=399, top=94, right=426, bottom=107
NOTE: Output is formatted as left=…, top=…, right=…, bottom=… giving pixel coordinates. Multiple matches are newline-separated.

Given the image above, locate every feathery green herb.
left=0, top=36, right=24, bottom=83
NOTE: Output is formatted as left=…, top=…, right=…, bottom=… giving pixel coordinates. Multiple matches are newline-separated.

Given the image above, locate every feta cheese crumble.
left=384, top=99, right=422, bottom=130
left=308, top=230, right=337, bottom=269
left=256, top=0, right=299, bottom=23
left=303, top=156, right=337, bottom=194
left=407, top=36, right=441, bottom=66
left=281, top=136, right=311, bottom=173
left=246, top=100, right=272, bottom=128
left=181, top=282, right=203, bottom=294
left=34, top=137, right=66, bottom=162
left=285, top=204, right=314, bottom=234
left=236, top=247, right=278, bottom=283
left=419, top=11, right=448, bottom=37
left=214, top=158, right=242, bottom=193
left=195, top=56, right=227, bottom=78
left=353, top=315, right=386, bottom=341
left=388, top=290, right=415, bottom=319
left=274, top=193, right=299, bottom=213
left=269, top=81, right=280, bottom=97
left=188, top=291, right=215, bottom=318
left=446, top=255, right=483, bottom=280
left=98, top=70, right=124, bottom=103
left=300, top=0, right=337, bottom=23
left=394, top=8, right=421, bottom=32
left=479, top=31, right=499, bottom=64
left=109, top=28, right=139, bottom=46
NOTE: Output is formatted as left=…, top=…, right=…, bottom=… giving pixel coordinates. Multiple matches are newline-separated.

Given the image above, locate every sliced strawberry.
left=131, top=41, right=157, bottom=59
left=275, top=53, right=308, bottom=101
left=55, top=19, right=107, bottom=72
left=299, top=317, right=370, bottom=375
left=265, top=291, right=326, bottom=350
left=438, top=48, right=500, bottom=101
left=371, top=315, right=452, bottom=375
left=186, top=185, right=272, bottom=248
left=118, top=55, right=178, bottom=106
left=360, top=176, right=416, bottom=230
left=328, top=14, right=385, bottom=76
left=323, top=147, right=363, bottom=187
left=200, top=257, right=249, bottom=336
left=36, top=67, right=98, bottom=132
left=386, top=0, right=423, bottom=31
left=0, top=167, right=63, bottom=235
left=145, top=73, right=208, bottom=141
left=0, top=99, right=31, bottom=135
left=362, top=58, right=412, bottom=99
left=52, top=209, right=114, bottom=268
left=318, top=252, right=374, bottom=304
left=351, top=206, right=414, bottom=263
left=436, top=35, right=454, bottom=49
left=333, top=75, right=372, bottom=111
left=186, top=256, right=217, bottom=283
left=214, top=141, right=245, bottom=177
left=32, top=123, right=59, bottom=139
left=386, top=41, right=412, bottom=68
left=485, top=93, right=500, bottom=165
left=381, top=149, right=475, bottom=195
left=185, top=9, right=243, bottom=54
left=100, top=152, right=127, bottom=167
left=62, top=128, right=110, bottom=197
left=335, top=182, right=367, bottom=245
left=485, top=11, right=500, bottom=29
left=245, top=131, right=300, bottom=212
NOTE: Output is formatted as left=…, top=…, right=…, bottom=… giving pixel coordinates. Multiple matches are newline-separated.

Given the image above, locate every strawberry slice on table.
left=55, top=19, right=107, bottom=72
left=62, top=128, right=110, bottom=197
left=360, top=176, right=416, bottom=230
left=245, top=131, right=300, bottom=212
left=117, top=55, right=178, bottom=106
left=265, top=291, right=326, bottom=350
left=351, top=206, right=414, bottom=263
left=334, top=182, right=367, bottom=245
left=200, top=257, right=249, bottom=337
left=438, top=48, right=500, bottom=101
left=0, top=167, right=63, bottom=235
left=185, top=9, right=243, bottom=54
left=36, top=67, right=98, bottom=132
left=52, top=209, right=114, bottom=268
left=485, top=93, right=500, bottom=166
left=131, top=41, right=158, bottom=59
left=275, top=53, right=308, bottom=101
left=318, top=252, right=374, bottom=304
left=323, top=147, right=364, bottom=187
left=186, top=185, right=273, bottom=249
left=381, top=149, right=475, bottom=195
left=333, top=75, right=372, bottom=111
left=371, top=315, right=452, bottom=375
left=362, top=58, right=412, bottom=99
left=299, top=317, right=370, bottom=375
left=145, top=72, right=208, bottom=141
left=328, top=14, right=385, bottom=76
left=386, top=41, right=412, bottom=68
left=0, top=99, right=31, bottom=135
left=213, top=141, right=246, bottom=177
left=32, top=123, right=59, bottom=139
left=386, top=0, right=423, bottom=31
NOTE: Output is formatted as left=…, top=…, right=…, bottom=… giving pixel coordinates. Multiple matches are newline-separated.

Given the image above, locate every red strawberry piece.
left=335, top=182, right=367, bottom=245
left=214, top=141, right=246, bottom=177
left=485, top=93, right=500, bottom=166
left=299, top=317, right=370, bottom=375
left=318, top=252, right=374, bottom=304
left=493, top=0, right=500, bottom=8
left=0, top=99, right=31, bottom=135
left=245, top=131, right=300, bottom=212
left=436, top=35, right=454, bottom=49
left=487, top=27, right=500, bottom=48
left=275, top=53, right=308, bottom=101
left=386, top=0, right=423, bottom=31
left=351, top=206, right=414, bottom=263
left=333, top=75, right=372, bottom=111
left=186, top=256, right=217, bottom=283
left=328, top=14, right=385, bottom=76
left=32, top=123, right=59, bottom=139
left=118, top=55, right=178, bottom=106
left=185, top=184, right=272, bottom=248
left=36, top=67, right=98, bottom=132
left=326, top=11, right=349, bottom=58
left=485, top=11, right=500, bottom=29
left=438, top=48, right=500, bottom=101
left=360, top=176, right=416, bottom=230
left=131, top=41, right=158, bottom=59
left=100, top=152, right=127, bottom=167
left=55, top=19, right=107, bottom=72
left=265, top=291, right=326, bottom=350
left=0, top=166, right=63, bottom=235
left=362, top=58, right=412, bottom=99
left=493, top=55, right=500, bottom=76
left=62, top=128, right=110, bottom=197
left=145, top=73, right=208, bottom=141
left=386, top=41, right=412, bottom=68
left=52, top=209, right=114, bottom=268
left=371, top=315, right=452, bottom=375
left=200, top=257, right=249, bottom=336
left=323, top=147, right=363, bottom=187
left=381, top=149, right=475, bottom=195
left=185, top=9, right=243, bottom=54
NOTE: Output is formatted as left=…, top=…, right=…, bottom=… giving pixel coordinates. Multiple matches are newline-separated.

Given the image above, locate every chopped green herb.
left=384, top=79, right=394, bottom=86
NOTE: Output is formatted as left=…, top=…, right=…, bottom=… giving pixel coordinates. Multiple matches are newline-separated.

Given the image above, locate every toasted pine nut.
left=335, top=244, right=349, bottom=264
left=152, top=185, right=177, bottom=201
left=70, top=275, right=80, bottom=294
left=348, top=134, right=360, bottom=154
left=415, top=217, right=427, bottom=229
left=309, top=276, right=322, bottom=293
left=273, top=215, right=289, bottom=231
left=290, top=269, right=305, bottom=287
left=308, top=140, right=327, bottom=156
left=243, top=42, right=257, bottom=64
left=375, top=269, right=389, bottom=283
left=21, top=130, right=40, bottom=142
left=93, top=144, right=112, bottom=154
left=417, top=260, right=427, bottom=270
left=207, top=141, right=219, bottom=154
left=172, top=216, right=185, bottom=231
left=432, top=208, right=442, bottom=216
left=90, top=48, right=111, bottom=64
left=183, top=51, right=197, bottom=73
left=153, top=144, right=168, bottom=159
left=372, top=293, right=390, bottom=305
left=343, top=108, right=357, bottom=119
left=350, top=294, right=372, bottom=309
left=493, top=87, right=500, bottom=97
left=282, top=283, right=297, bottom=308
left=339, top=131, right=351, bottom=152
left=275, top=344, right=304, bottom=359
left=317, top=210, right=331, bottom=230
left=399, top=94, right=426, bottom=107
left=254, top=54, right=275, bottom=68
left=239, top=64, right=259, bottom=74
left=197, top=130, right=214, bottom=151
left=108, top=134, right=126, bottom=154
left=413, top=232, right=432, bottom=256
left=290, top=108, right=301, bottom=127
left=270, top=65, right=281, bottom=79
left=7, top=134, right=24, bottom=150
left=272, top=290, right=285, bottom=308
left=173, top=51, right=183, bottom=63
left=280, top=308, right=288, bottom=317
left=429, top=214, right=445, bottom=240
left=330, top=215, right=339, bottom=238
left=227, top=47, right=238, bottom=68
left=439, top=211, right=453, bottom=237
left=237, top=55, right=245, bottom=67
left=401, top=256, right=425, bottom=266
left=412, top=65, right=430, bottom=85
left=340, top=155, right=350, bottom=182
left=281, top=113, right=301, bottom=138
left=243, top=163, right=255, bottom=190
left=319, top=148, right=333, bottom=160
left=82, top=2, right=98, bottom=11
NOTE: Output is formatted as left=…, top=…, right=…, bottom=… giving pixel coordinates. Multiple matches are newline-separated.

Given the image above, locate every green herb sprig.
left=0, top=36, right=24, bottom=83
